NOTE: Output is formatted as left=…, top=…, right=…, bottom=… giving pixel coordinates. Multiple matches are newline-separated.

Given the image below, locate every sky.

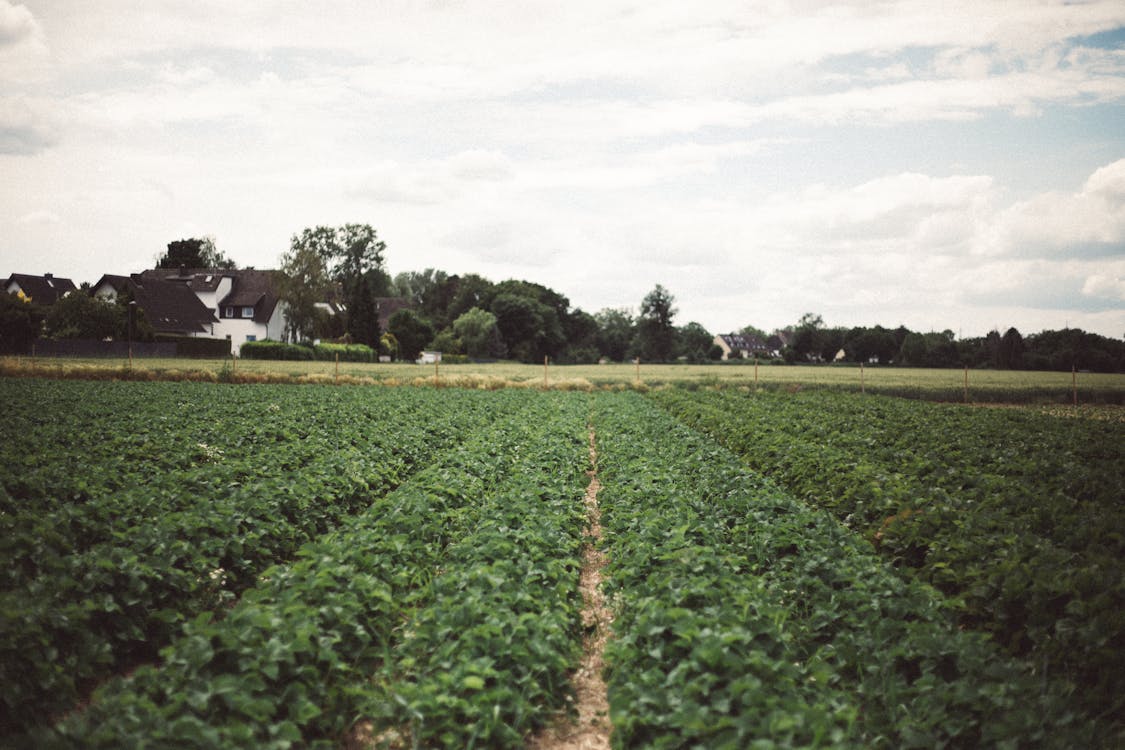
left=2, top=1, right=1124, bottom=339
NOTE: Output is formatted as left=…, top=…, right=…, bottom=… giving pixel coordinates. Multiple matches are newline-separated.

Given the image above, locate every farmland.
left=1, top=377, right=1123, bottom=747
left=4, top=355, right=1125, bottom=403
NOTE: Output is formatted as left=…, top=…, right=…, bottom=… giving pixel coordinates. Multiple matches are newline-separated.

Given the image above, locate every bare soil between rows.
left=528, top=427, right=612, bottom=750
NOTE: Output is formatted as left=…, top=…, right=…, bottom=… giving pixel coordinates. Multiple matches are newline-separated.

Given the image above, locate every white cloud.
left=16, top=208, right=59, bottom=224
left=985, top=159, right=1125, bottom=258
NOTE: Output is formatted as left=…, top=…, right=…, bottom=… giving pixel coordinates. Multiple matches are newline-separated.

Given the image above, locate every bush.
left=312, top=343, right=375, bottom=363
left=239, top=340, right=314, bottom=360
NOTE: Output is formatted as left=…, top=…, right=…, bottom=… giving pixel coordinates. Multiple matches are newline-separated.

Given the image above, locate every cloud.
left=0, top=97, right=58, bottom=154
left=16, top=209, right=60, bottom=225
left=984, top=158, right=1125, bottom=258
left=0, top=1, right=39, bottom=47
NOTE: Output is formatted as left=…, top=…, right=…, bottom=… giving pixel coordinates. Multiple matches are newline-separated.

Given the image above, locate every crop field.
left=1, top=377, right=1123, bottom=747
left=4, top=355, right=1125, bottom=403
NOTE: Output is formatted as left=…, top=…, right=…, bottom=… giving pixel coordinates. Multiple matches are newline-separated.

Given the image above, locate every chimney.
left=44, top=273, right=53, bottom=280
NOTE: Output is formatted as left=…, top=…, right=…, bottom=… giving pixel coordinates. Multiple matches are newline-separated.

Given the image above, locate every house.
left=139, top=268, right=287, bottom=354
left=713, top=333, right=776, bottom=360
left=5, top=273, right=77, bottom=305
left=93, top=274, right=218, bottom=337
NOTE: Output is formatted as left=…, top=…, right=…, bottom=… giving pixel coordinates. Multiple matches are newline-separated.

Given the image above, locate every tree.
left=290, top=224, right=387, bottom=344
left=452, top=307, right=506, bottom=359
left=156, top=237, right=235, bottom=269
left=595, top=308, right=634, bottom=362
left=0, top=292, right=43, bottom=353
left=278, top=243, right=331, bottom=343
left=792, top=312, right=825, bottom=361
left=387, top=309, right=434, bottom=361
left=675, top=321, right=713, bottom=362
left=999, top=327, right=1024, bottom=370
left=43, top=292, right=138, bottom=340
left=634, top=284, right=677, bottom=361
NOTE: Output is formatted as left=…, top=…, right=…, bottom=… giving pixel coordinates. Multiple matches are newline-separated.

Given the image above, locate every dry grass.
left=3, top=355, right=1123, bottom=402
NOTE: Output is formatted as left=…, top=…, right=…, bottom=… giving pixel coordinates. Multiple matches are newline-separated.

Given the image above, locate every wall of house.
left=194, top=277, right=233, bottom=320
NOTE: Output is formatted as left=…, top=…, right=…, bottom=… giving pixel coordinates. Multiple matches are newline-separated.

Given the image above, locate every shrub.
left=239, top=340, right=314, bottom=360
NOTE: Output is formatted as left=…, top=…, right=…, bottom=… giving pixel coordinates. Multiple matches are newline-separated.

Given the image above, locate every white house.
left=139, top=268, right=287, bottom=354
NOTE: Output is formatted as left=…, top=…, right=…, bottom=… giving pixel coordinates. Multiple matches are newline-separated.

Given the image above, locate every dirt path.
left=528, top=427, right=612, bottom=750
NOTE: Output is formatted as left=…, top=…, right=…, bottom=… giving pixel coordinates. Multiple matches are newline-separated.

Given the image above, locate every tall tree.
left=156, top=236, right=236, bottom=269
left=290, top=224, right=387, bottom=343
left=595, top=308, right=635, bottom=362
left=634, top=284, right=677, bottom=361
left=452, top=307, right=506, bottom=359
left=675, top=321, right=714, bottom=363
left=278, top=242, right=331, bottom=343
left=387, top=309, right=434, bottom=361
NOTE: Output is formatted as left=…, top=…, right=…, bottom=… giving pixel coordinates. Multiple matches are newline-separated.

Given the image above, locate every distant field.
left=3, top=354, right=1124, bottom=402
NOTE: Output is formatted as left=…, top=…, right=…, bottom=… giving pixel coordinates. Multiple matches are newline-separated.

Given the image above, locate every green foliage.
left=651, top=387, right=1125, bottom=739
left=387, top=308, right=434, bottom=361
left=36, top=390, right=588, bottom=748
left=311, top=342, right=375, bottom=362
left=156, top=236, right=236, bottom=270
left=278, top=240, right=331, bottom=343
left=239, top=340, right=314, bottom=360
left=598, top=392, right=1100, bottom=748
left=0, top=291, right=43, bottom=353
left=634, top=284, right=676, bottom=361
left=0, top=380, right=505, bottom=737
left=453, top=307, right=506, bottom=359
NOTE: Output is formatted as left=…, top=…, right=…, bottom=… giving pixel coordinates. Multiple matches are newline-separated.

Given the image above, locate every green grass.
left=3, top=355, right=1124, bottom=402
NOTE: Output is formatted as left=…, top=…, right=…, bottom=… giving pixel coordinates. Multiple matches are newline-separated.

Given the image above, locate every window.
left=241, top=306, right=254, bottom=318
left=224, top=306, right=235, bottom=318
left=246, top=334, right=257, bottom=342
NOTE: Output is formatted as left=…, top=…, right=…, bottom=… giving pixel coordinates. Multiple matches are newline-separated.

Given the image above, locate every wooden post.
left=860, top=362, right=865, bottom=394
left=335, top=352, right=339, bottom=383
left=635, top=358, right=640, bottom=384
left=435, top=357, right=439, bottom=386
left=754, top=358, right=758, bottom=386
left=544, top=355, right=549, bottom=388
left=963, top=366, right=968, bottom=403
left=1073, top=365, right=1078, bottom=407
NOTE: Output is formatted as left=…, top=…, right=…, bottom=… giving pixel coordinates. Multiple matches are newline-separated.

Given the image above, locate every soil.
left=528, top=427, right=613, bottom=750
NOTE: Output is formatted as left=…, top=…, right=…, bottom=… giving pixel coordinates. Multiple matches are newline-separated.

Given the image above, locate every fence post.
left=1073, top=365, right=1078, bottom=407
left=963, top=366, right=968, bottom=403
left=754, top=358, right=758, bottom=386
left=860, top=362, right=865, bottom=394
left=335, top=352, right=340, bottom=383
left=544, top=355, right=549, bottom=388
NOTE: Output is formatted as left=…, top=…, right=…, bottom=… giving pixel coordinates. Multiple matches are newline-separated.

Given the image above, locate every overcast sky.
left=2, top=1, right=1124, bottom=338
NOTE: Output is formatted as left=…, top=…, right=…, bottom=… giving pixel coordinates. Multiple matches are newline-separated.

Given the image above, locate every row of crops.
left=1, top=377, right=1122, bottom=746
left=649, top=388, right=1125, bottom=740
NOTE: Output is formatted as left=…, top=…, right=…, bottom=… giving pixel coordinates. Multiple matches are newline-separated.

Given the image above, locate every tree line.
left=3, top=226, right=1122, bottom=373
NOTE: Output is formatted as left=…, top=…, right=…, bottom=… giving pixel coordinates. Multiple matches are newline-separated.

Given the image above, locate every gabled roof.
left=719, top=333, right=771, bottom=352
left=5, top=273, right=78, bottom=305
left=94, top=273, right=217, bottom=334
left=140, top=268, right=283, bottom=325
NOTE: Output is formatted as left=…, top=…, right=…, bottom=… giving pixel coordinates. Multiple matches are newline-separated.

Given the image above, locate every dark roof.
left=217, top=271, right=282, bottom=324
left=140, top=268, right=283, bottom=325
left=94, top=273, right=217, bottom=334
left=375, top=297, right=413, bottom=331
left=719, top=333, right=771, bottom=352
left=5, top=273, right=78, bottom=305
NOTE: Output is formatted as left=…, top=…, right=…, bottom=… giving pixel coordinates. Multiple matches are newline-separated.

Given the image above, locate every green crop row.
left=0, top=380, right=507, bottom=735
left=355, top=393, right=590, bottom=746
left=595, top=392, right=1102, bottom=748
left=649, top=388, right=1125, bottom=734
left=32, top=391, right=589, bottom=748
